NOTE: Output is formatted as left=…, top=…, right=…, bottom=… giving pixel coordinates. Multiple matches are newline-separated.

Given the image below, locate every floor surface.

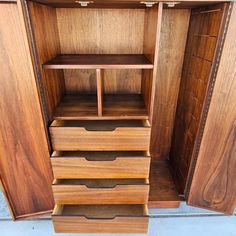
left=0, top=191, right=235, bottom=236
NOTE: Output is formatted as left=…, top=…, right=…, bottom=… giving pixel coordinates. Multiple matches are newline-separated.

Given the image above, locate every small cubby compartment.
left=46, top=68, right=153, bottom=120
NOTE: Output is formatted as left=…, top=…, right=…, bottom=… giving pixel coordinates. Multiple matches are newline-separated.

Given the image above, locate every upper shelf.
left=43, top=54, right=153, bottom=69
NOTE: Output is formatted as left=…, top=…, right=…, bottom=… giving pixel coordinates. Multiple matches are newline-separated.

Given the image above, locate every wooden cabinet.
left=0, top=0, right=236, bottom=233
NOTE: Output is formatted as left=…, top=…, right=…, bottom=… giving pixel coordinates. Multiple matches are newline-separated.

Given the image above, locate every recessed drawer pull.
left=83, top=157, right=116, bottom=161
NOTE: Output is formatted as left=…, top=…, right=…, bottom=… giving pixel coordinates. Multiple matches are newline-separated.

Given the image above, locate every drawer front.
left=53, top=216, right=148, bottom=233
left=49, top=127, right=151, bottom=151
left=51, top=157, right=150, bottom=179
left=52, top=204, right=148, bottom=233
left=52, top=183, right=149, bottom=205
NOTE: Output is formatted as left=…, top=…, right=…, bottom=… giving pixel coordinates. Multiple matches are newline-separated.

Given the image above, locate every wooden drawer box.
left=52, top=179, right=149, bottom=204
left=52, top=204, right=149, bottom=233
left=51, top=151, right=150, bottom=179
left=49, top=120, right=151, bottom=151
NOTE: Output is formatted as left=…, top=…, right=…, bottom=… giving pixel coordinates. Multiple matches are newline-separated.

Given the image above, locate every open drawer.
left=49, top=120, right=151, bottom=151
left=51, top=151, right=150, bottom=179
left=52, top=179, right=149, bottom=204
left=52, top=204, right=149, bottom=233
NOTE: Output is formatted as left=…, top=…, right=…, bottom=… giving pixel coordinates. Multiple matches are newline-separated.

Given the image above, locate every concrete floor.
left=0, top=191, right=236, bottom=236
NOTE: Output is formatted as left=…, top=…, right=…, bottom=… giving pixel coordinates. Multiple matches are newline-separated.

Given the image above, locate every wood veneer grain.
left=51, top=151, right=150, bottom=179
left=150, top=9, right=190, bottom=158
left=96, top=69, right=103, bottom=116
left=187, top=2, right=236, bottom=214
left=170, top=4, right=226, bottom=193
left=0, top=3, right=53, bottom=218
left=149, top=160, right=181, bottom=208
left=56, top=8, right=145, bottom=95
left=28, top=1, right=65, bottom=121
left=53, top=94, right=148, bottom=120
left=50, top=120, right=151, bottom=151
left=142, top=4, right=162, bottom=121
left=52, top=204, right=148, bottom=233
left=52, top=179, right=149, bottom=204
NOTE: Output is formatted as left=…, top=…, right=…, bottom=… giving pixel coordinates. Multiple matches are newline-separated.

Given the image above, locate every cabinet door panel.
left=0, top=3, right=53, bottom=218
left=187, top=2, right=236, bottom=214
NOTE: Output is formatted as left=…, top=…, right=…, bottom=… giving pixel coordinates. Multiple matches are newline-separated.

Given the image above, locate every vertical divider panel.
left=96, top=68, right=103, bottom=117
left=150, top=9, right=190, bottom=158
left=142, top=3, right=163, bottom=123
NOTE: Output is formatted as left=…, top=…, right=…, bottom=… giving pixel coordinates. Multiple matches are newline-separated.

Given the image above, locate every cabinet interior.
left=27, top=0, right=228, bottom=207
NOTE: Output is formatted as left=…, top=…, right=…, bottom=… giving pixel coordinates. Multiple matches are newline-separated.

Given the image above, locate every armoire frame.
left=0, top=0, right=236, bottom=232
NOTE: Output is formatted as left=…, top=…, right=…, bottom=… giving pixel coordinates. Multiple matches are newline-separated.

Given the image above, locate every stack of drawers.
left=49, top=120, right=151, bottom=233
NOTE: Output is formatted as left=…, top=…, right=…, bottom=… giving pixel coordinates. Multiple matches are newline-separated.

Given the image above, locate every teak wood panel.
left=51, top=154, right=150, bottom=179
left=50, top=121, right=151, bottom=151
left=187, top=2, right=236, bottom=214
left=150, top=9, right=190, bottom=158
left=142, top=4, right=162, bottom=121
left=28, top=1, right=65, bottom=121
left=52, top=205, right=148, bottom=233
left=170, top=4, right=227, bottom=193
left=56, top=8, right=144, bottom=54
left=56, top=8, right=145, bottom=94
left=0, top=2, right=53, bottom=218
left=52, top=179, right=149, bottom=204
left=149, top=160, right=181, bottom=208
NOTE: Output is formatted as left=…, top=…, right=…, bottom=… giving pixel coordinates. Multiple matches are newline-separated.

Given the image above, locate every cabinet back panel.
left=64, top=70, right=97, bottom=94
left=170, top=4, right=226, bottom=192
left=56, top=8, right=145, bottom=94
left=56, top=8, right=145, bottom=54
left=64, top=69, right=141, bottom=94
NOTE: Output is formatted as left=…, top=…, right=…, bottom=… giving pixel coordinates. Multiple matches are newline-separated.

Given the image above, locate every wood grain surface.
left=52, top=204, right=148, bottom=233
left=142, top=4, right=162, bottom=122
left=170, top=4, right=226, bottom=193
left=52, top=179, right=149, bottom=204
left=149, top=160, right=181, bottom=208
left=0, top=2, right=53, bottom=218
left=28, top=1, right=65, bottom=121
left=53, top=94, right=148, bottom=120
left=51, top=151, right=150, bottom=179
left=50, top=120, right=151, bottom=151
left=187, top=2, right=236, bottom=214
left=150, top=9, right=190, bottom=158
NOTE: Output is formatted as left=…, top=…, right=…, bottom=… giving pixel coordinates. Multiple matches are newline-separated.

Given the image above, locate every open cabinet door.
left=186, top=2, right=236, bottom=214
left=0, top=1, right=54, bottom=218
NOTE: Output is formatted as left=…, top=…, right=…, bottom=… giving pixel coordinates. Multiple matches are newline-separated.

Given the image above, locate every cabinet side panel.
left=187, top=3, right=236, bottom=214
left=170, top=4, right=226, bottom=192
left=28, top=1, right=65, bottom=121
left=0, top=3, right=54, bottom=218
left=150, top=9, right=190, bottom=158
